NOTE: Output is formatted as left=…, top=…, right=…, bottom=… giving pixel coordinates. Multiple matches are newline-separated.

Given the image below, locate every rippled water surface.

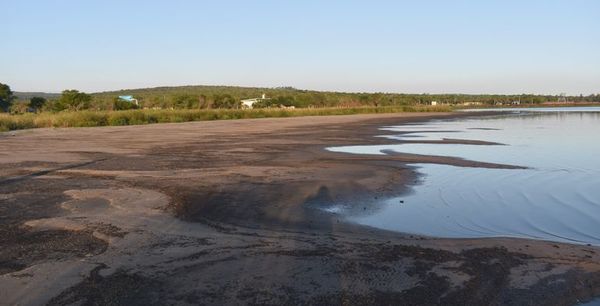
left=327, top=107, right=600, bottom=245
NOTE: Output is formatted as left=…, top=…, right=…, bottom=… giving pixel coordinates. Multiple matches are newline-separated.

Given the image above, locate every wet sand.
left=1, top=112, right=599, bottom=305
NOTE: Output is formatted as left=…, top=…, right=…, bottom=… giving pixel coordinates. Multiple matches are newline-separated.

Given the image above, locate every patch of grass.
left=0, top=105, right=453, bottom=132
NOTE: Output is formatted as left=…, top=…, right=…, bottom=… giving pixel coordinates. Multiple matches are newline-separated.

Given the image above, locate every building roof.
left=118, top=95, right=136, bottom=102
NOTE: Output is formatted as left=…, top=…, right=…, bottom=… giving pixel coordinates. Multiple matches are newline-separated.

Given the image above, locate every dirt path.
left=1, top=113, right=599, bottom=305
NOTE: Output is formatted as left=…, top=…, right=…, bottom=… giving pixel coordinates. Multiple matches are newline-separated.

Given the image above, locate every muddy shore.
left=1, top=112, right=599, bottom=305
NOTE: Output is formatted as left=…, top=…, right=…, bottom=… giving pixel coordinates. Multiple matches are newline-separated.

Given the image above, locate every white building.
left=241, top=93, right=268, bottom=109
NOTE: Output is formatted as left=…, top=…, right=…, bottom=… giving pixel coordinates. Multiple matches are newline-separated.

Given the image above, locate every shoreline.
left=1, top=112, right=599, bottom=305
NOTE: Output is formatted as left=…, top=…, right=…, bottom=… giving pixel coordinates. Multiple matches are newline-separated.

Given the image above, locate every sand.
left=1, top=112, right=599, bottom=305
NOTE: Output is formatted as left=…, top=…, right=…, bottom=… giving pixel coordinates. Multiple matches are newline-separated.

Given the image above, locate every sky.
left=1, top=0, right=599, bottom=95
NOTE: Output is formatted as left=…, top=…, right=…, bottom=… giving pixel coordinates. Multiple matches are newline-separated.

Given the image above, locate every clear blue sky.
left=2, top=0, right=599, bottom=94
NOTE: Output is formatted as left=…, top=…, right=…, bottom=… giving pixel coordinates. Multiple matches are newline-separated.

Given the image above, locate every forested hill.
left=92, top=85, right=600, bottom=109
left=13, top=85, right=600, bottom=111
left=14, top=92, right=61, bottom=100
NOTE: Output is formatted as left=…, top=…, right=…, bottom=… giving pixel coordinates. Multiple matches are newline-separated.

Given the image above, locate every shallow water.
left=327, top=107, right=600, bottom=245
left=579, top=298, right=600, bottom=306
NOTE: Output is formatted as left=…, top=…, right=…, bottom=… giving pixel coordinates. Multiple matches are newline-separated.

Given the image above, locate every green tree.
left=0, top=83, right=15, bottom=112
left=28, top=97, right=47, bottom=112
left=212, top=94, right=240, bottom=108
left=270, top=96, right=296, bottom=107
left=173, top=94, right=198, bottom=109
left=55, top=90, right=92, bottom=111
left=113, top=97, right=139, bottom=110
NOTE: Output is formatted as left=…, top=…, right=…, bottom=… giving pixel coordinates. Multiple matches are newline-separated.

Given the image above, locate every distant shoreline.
left=4, top=102, right=600, bottom=133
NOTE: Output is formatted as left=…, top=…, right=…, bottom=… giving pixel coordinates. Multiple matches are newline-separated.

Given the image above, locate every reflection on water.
left=579, top=298, right=600, bottom=306
left=327, top=107, right=600, bottom=245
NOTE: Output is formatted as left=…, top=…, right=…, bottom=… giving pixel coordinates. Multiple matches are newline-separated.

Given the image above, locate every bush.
left=29, top=97, right=47, bottom=112
left=9, top=103, right=29, bottom=114
left=113, top=99, right=139, bottom=111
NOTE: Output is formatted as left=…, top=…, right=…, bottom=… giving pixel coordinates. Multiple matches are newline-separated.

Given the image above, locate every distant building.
left=241, top=93, right=269, bottom=109
left=430, top=101, right=438, bottom=106
left=511, top=100, right=521, bottom=105
left=118, top=95, right=139, bottom=106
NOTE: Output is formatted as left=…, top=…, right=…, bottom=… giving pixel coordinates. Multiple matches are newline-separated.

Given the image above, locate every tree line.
left=2, top=82, right=599, bottom=113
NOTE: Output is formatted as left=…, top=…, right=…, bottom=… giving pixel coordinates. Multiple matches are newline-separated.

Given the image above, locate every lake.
left=327, top=107, right=600, bottom=245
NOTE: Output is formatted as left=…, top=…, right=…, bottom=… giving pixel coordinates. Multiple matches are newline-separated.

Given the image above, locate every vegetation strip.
left=0, top=106, right=451, bottom=132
